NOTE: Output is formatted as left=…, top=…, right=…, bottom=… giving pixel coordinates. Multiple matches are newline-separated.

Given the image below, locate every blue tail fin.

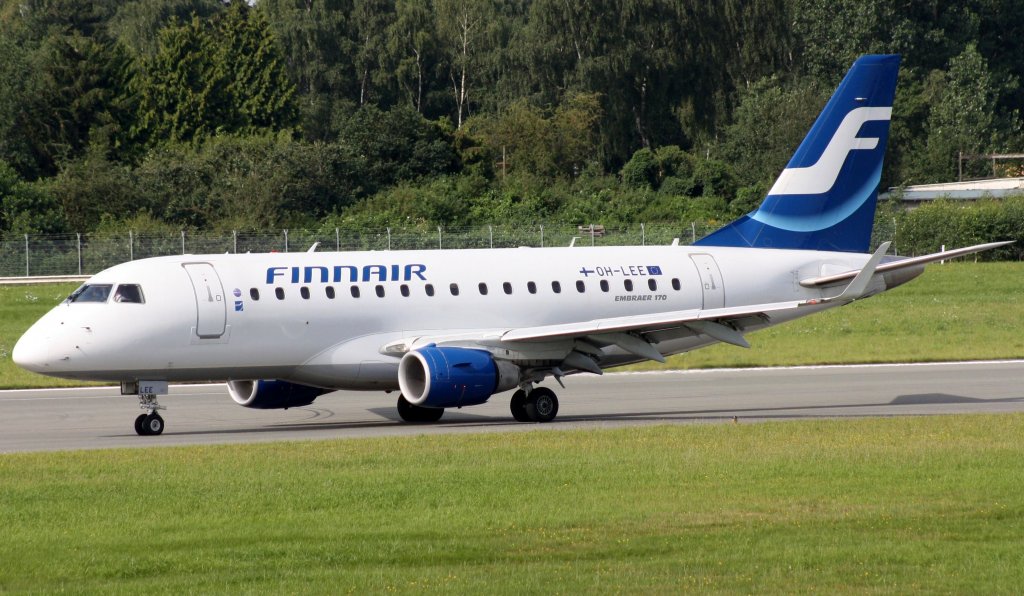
left=695, top=54, right=901, bottom=253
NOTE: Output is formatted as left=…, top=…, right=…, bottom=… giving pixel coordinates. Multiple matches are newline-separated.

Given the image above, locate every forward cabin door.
left=183, top=263, right=227, bottom=338
left=689, top=254, right=725, bottom=309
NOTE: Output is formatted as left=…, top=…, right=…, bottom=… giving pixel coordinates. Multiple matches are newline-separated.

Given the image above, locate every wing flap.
left=499, top=300, right=805, bottom=343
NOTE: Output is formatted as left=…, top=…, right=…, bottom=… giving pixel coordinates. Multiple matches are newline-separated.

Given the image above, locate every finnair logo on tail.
left=768, top=107, right=892, bottom=196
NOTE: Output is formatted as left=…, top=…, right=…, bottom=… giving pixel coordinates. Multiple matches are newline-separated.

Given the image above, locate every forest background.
left=1, top=0, right=1022, bottom=258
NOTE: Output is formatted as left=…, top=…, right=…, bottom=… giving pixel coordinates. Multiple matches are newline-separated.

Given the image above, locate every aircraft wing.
left=799, top=241, right=1013, bottom=288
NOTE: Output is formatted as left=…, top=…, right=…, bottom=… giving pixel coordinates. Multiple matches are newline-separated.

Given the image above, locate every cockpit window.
left=67, top=284, right=113, bottom=303
left=114, top=284, right=145, bottom=304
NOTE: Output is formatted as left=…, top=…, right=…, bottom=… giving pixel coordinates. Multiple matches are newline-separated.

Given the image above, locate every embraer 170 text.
left=14, top=55, right=1010, bottom=435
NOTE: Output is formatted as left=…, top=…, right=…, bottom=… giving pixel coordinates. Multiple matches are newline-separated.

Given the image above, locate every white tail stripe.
left=768, top=107, right=892, bottom=196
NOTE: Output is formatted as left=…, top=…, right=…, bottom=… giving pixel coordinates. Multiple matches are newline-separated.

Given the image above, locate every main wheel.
left=525, top=387, right=559, bottom=423
left=397, top=395, right=444, bottom=423
left=134, top=414, right=148, bottom=436
left=142, top=413, right=164, bottom=435
left=510, top=389, right=530, bottom=422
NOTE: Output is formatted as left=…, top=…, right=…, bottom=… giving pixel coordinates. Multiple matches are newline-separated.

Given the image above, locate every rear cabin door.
left=183, top=263, right=226, bottom=338
left=689, top=254, right=725, bottom=309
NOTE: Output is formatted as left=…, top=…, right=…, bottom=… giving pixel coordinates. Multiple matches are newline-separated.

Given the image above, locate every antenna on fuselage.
left=307, top=242, right=319, bottom=253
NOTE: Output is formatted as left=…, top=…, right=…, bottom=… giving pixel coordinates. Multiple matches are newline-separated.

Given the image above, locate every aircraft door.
left=183, top=263, right=227, bottom=338
left=689, top=254, right=725, bottom=309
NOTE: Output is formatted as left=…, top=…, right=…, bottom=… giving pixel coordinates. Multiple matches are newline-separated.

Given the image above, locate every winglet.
left=818, top=241, right=890, bottom=303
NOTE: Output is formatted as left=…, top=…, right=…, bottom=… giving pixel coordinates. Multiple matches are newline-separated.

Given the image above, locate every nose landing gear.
left=123, top=381, right=168, bottom=436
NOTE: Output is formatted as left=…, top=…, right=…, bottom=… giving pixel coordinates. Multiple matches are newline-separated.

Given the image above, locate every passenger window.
left=576, top=280, right=585, bottom=293
left=527, top=281, right=537, bottom=294
left=671, top=278, right=681, bottom=291
left=275, top=287, right=285, bottom=300
left=648, top=279, right=658, bottom=291
left=624, top=279, right=634, bottom=292
left=425, top=284, right=435, bottom=296
left=450, top=283, right=460, bottom=296
left=250, top=288, right=260, bottom=301
left=68, top=284, right=113, bottom=303
left=300, top=287, right=310, bottom=299
left=400, top=284, right=410, bottom=297
left=600, top=280, right=609, bottom=292
left=375, top=285, right=385, bottom=298
left=326, top=286, right=336, bottom=299
left=551, top=281, right=561, bottom=293
left=113, top=284, right=145, bottom=304
left=503, top=282, right=512, bottom=295
left=479, top=283, right=488, bottom=295
left=350, top=286, right=360, bottom=298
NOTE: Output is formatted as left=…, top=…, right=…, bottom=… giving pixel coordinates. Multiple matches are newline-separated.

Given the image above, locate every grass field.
left=3, top=262, right=1023, bottom=388
left=2, top=416, right=1023, bottom=592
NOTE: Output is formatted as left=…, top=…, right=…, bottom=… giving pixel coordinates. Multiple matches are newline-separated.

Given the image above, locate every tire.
left=525, top=387, right=559, bottom=423
left=134, top=414, right=148, bottom=436
left=144, top=413, right=164, bottom=435
left=397, top=395, right=444, bottom=423
left=510, top=390, right=530, bottom=422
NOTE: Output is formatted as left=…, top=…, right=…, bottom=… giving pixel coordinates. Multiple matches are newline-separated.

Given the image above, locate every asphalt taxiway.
left=1, top=360, right=1023, bottom=453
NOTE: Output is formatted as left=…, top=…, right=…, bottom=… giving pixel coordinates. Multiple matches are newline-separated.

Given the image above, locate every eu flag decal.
left=647, top=265, right=663, bottom=275
left=234, top=300, right=244, bottom=312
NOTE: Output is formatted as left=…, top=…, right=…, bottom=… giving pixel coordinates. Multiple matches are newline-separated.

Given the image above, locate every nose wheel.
left=134, top=391, right=166, bottom=436
left=134, top=412, right=165, bottom=436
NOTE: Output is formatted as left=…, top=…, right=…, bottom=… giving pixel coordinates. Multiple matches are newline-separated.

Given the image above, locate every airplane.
left=12, top=54, right=1010, bottom=436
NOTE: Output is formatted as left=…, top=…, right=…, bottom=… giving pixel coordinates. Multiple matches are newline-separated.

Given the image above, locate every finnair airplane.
left=13, top=54, right=1008, bottom=436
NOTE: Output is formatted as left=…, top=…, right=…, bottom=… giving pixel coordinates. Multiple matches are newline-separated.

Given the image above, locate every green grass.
left=2, top=417, right=1024, bottom=593
left=3, top=263, right=1024, bottom=388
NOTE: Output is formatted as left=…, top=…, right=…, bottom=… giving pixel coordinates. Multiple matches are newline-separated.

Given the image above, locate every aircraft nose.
left=12, top=326, right=52, bottom=373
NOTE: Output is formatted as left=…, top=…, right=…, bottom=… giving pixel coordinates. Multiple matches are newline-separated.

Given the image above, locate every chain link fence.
left=0, top=223, right=727, bottom=277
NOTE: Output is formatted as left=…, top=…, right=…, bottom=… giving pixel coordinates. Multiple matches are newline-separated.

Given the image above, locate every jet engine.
left=227, top=379, right=328, bottom=409
left=398, top=346, right=519, bottom=408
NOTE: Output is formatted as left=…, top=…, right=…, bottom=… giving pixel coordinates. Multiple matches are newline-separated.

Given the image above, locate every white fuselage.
left=13, top=244, right=898, bottom=389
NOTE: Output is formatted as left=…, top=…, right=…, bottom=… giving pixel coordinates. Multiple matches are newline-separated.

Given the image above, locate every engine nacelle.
left=398, top=347, right=520, bottom=409
left=227, top=379, right=327, bottom=410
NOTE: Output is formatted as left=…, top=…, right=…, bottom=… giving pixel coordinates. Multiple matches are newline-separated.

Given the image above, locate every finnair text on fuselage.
left=266, top=263, right=428, bottom=284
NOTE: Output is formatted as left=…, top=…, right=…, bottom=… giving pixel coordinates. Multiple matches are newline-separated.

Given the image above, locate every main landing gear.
left=510, top=387, right=559, bottom=423
left=134, top=392, right=165, bottom=436
left=396, top=395, right=445, bottom=423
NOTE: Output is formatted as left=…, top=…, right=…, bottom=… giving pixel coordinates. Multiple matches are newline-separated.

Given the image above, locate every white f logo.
left=768, top=107, right=892, bottom=196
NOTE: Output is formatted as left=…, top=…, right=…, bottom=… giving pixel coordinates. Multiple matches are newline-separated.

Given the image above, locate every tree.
left=386, top=0, right=438, bottom=113
left=0, top=160, right=66, bottom=234
left=916, top=44, right=999, bottom=182
left=435, top=0, right=497, bottom=128
left=134, top=3, right=298, bottom=146
left=258, top=0, right=354, bottom=140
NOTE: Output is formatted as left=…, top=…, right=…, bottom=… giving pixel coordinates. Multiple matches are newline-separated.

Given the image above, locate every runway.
left=2, top=360, right=1023, bottom=453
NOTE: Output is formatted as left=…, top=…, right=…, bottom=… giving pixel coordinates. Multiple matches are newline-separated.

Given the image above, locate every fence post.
left=691, top=222, right=696, bottom=244
left=590, top=224, right=595, bottom=247
left=335, top=227, right=340, bottom=251
left=540, top=224, right=544, bottom=248
left=641, top=223, right=646, bottom=246
left=129, top=230, right=134, bottom=261
left=284, top=229, right=289, bottom=252
left=437, top=226, right=442, bottom=250
left=387, top=227, right=391, bottom=251
left=489, top=225, right=493, bottom=249
left=233, top=230, right=238, bottom=254
left=181, top=230, right=185, bottom=255
left=24, top=234, right=29, bottom=276
left=77, top=233, right=82, bottom=275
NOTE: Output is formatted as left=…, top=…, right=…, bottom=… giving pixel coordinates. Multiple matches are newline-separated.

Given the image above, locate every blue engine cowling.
left=398, top=347, right=520, bottom=409
left=227, top=379, right=328, bottom=409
